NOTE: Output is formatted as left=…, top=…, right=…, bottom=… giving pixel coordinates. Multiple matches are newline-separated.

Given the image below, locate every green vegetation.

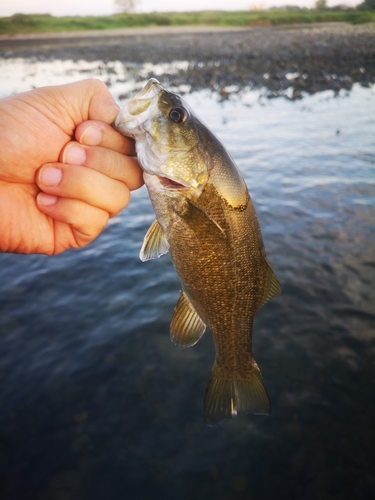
left=0, top=9, right=374, bottom=36
left=314, top=0, right=328, bottom=10
left=357, top=0, right=375, bottom=10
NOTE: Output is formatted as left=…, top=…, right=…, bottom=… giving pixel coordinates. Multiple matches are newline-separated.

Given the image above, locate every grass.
left=0, top=10, right=374, bottom=35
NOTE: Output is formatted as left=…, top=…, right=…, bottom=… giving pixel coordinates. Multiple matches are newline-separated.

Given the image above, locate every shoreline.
left=0, top=25, right=249, bottom=41
left=1, top=23, right=374, bottom=98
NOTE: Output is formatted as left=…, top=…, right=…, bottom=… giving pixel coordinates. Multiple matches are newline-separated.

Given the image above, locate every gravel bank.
left=1, top=23, right=374, bottom=97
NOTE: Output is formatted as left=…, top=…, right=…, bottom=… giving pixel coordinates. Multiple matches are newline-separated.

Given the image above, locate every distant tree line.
left=356, top=0, right=375, bottom=10
left=114, top=0, right=375, bottom=13
left=114, top=0, right=138, bottom=13
left=270, top=1, right=375, bottom=10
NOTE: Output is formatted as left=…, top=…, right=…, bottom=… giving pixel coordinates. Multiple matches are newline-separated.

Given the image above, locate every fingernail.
left=37, top=193, right=58, bottom=206
left=40, top=167, right=62, bottom=187
left=63, top=144, right=86, bottom=165
left=80, top=126, right=103, bottom=146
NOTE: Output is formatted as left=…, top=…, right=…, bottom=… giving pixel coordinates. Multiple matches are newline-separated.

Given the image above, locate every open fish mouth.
left=133, top=78, right=160, bottom=100
left=114, top=78, right=161, bottom=135
left=158, top=175, right=190, bottom=191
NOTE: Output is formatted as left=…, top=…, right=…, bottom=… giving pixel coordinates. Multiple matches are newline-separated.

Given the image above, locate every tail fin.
left=204, top=361, right=271, bottom=426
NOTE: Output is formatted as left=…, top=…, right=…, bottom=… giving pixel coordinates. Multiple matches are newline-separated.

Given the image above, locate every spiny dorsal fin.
left=260, top=263, right=282, bottom=308
left=170, top=291, right=206, bottom=348
left=139, top=220, right=169, bottom=262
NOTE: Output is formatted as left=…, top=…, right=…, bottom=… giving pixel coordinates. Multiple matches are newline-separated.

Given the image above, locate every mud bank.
left=1, top=23, right=374, bottom=98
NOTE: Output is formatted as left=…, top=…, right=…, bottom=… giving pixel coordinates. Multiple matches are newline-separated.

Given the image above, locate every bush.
left=357, top=0, right=375, bottom=10
left=1, top=10, right=374, bottom=35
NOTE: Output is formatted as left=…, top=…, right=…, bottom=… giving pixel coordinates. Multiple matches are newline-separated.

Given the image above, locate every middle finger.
left=60, top=142, right=143, bottom=191
left=37, top=162, right=131, bottom=218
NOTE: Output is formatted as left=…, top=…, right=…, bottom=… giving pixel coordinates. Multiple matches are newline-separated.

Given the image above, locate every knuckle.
left=88, top=78, right=107, bottom=92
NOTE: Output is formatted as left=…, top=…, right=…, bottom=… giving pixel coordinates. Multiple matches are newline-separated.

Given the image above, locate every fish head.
left=115, top=78, right=210, bottom=197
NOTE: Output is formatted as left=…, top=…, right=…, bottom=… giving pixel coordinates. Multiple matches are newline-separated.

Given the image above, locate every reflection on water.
left=0, top=57, right=192, bottom=99
left=0, top=59, right=375, bottom=500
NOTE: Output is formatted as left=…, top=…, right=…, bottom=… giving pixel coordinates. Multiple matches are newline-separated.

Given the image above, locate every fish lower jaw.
left=157, top=175, right=190, bottom=191
left=114, top=120, right=137, bottom=139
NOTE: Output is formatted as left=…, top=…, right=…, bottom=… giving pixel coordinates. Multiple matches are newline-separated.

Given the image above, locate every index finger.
left=75, top=120, right=136, bottom=156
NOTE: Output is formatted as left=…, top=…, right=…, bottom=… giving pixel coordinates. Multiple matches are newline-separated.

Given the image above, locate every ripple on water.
left=0, top=60, right=374, bottom=500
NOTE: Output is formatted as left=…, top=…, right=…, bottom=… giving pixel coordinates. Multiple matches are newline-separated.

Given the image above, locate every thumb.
left=43, top=79, right=120, bottom=130
left=84, top=79, right=120, bottom=124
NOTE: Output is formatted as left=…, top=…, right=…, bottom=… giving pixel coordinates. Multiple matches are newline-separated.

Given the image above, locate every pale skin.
left=0, top=79, right=143, bottom=255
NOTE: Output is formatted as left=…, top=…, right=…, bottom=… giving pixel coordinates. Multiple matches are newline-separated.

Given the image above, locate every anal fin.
left=140, top=220, right=169, bottom=262
left=170, top=291, right=206, bottom=348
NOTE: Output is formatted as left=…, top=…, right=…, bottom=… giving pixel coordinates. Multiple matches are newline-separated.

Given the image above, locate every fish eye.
left=169, top=107, right=187, bottom=124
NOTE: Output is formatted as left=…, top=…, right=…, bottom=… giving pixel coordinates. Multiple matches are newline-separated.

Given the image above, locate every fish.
left=115, top=78, right=281, bottom=425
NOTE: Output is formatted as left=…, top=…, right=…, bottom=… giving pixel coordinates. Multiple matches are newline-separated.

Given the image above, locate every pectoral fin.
left=260, top=263, right=282, bottom=308
left=140, top=220, right=169, bottom=262
left=181, top=198, right=226, bottom=238
left=170, top=291, right=206, bottom=348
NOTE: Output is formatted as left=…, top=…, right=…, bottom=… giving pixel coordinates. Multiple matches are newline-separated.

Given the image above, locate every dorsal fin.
left=260, top=263, right=282, bottom=308
left=170, top=291, right=206, bottom=348
left=139, top=220, right=169, bottom=262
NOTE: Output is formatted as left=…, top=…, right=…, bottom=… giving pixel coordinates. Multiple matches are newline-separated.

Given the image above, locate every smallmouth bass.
left=116, top=79, right=281, bottom=425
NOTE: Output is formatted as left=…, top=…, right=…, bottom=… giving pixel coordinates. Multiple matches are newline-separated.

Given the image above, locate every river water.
left=0, top=59, right=374, bottom=500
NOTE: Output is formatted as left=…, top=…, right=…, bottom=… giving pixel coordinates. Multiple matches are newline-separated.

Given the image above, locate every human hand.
left=0, top=79, right=143, bottom=255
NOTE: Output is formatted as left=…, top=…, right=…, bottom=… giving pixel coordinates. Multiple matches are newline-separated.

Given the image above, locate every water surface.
left=0, top=59, right=374, bottom=500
